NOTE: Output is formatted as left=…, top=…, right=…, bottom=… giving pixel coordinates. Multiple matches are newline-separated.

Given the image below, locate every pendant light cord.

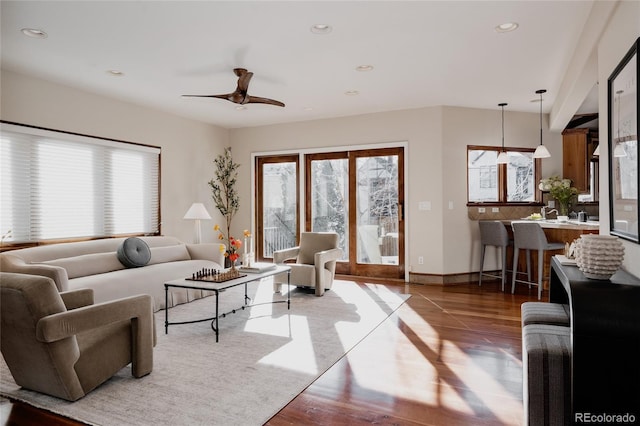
left=500, top=103, right=506, bottom=150
left=535, top=89, right=546, bottom=146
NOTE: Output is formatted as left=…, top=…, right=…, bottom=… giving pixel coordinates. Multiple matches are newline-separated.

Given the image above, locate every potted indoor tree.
left=209, top=147, right=240, bottom=265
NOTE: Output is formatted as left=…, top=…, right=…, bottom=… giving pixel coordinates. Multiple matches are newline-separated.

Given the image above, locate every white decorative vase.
left=575, top=234, right=625, bottom=280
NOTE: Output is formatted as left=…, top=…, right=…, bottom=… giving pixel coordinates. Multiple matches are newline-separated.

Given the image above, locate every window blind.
left=0, top=123, right=160, bottom=243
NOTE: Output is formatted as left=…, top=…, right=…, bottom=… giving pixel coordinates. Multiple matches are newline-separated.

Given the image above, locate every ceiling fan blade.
left=182, top=68, right=282, bottom=107
left=181, top=94, right=230, bottom=99
left=246, top=95, right=285, bottom=107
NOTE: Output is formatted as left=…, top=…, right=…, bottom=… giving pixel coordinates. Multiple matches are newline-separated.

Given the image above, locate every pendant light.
left=533, top=89, right=551, bottom=158
left=496, top=103, right=509, bottom=164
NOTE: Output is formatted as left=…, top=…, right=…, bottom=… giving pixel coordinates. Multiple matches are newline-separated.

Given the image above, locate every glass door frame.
left=255, top=154, right=300, bottom=262
left=304, top=147, right=405, bottom=279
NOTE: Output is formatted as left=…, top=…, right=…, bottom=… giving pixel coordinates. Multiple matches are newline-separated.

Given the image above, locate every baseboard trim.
left=409, top=271, right=498, bottom=285
left=337, top=271, right=498, bottom=286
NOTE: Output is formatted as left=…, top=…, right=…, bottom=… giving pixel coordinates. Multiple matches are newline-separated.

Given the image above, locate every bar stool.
left=511, top=222, right=565, bottom=300
left=478, top=220, right=510, bottom=291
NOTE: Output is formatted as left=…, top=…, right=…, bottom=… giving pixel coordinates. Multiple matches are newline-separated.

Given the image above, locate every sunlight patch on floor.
left=254, top=314, right=319, bottom=374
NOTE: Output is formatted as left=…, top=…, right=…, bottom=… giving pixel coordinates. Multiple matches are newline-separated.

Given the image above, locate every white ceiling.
left=0, top=1, right=596, bottom=129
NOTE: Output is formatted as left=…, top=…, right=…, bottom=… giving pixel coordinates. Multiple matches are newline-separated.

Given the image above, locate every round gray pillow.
left=117, top=237, right=151, bottom=268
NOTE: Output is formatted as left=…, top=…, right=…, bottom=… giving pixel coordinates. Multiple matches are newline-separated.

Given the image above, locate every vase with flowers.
left=539, top=176, right=579, bottom=221
left=214, top=224, right=242, bottom=270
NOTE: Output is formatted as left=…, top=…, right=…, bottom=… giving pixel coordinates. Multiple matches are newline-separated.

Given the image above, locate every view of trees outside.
left=356, top=155, right=399, bottom=264
left=262, top=162, right=297, bottom=257
left=468, top=149, right=498, bottom=202
left=310, top=158, right=349, bottom=260
left=468, top=149, right=535, bottom=202
left=506, top=152, right=535, bottom=202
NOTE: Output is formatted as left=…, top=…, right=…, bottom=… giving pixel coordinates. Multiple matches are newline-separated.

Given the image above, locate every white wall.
left=0, top=70, right=229, bottom=243
left=596, top=1, right=640, bottom=277
left=442, top=106, right=562, bottom=274
left=230, top=107, right=444, bottom=274
left=229, top=105, right=560, bottom=276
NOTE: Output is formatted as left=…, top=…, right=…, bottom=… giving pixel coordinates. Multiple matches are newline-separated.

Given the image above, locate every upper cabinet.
left=562, top=128, right=598, bottom=196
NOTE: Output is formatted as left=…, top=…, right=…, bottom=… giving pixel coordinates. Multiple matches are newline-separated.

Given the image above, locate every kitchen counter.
left=506, top=219, right=599, bottom=231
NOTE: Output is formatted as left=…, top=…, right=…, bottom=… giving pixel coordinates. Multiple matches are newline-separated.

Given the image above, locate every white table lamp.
left=183, top=203, right=211, bottom=243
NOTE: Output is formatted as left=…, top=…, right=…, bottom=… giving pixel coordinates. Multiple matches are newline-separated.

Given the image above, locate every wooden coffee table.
left=164, top=265, right=291, bottom=342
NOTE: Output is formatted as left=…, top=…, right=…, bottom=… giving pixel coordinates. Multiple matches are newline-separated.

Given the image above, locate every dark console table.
left=549, top=256, right=640, bottom=422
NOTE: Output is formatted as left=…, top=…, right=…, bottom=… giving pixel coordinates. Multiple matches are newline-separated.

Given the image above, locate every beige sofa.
left=0, top=236, right=225, bottom=311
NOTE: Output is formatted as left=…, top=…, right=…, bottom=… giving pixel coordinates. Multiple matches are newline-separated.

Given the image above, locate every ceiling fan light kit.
left=182, top=68, right=285, bottom=108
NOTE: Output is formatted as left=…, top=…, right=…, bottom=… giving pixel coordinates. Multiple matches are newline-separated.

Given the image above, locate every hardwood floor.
left=1, top=279, right=538, bottom=425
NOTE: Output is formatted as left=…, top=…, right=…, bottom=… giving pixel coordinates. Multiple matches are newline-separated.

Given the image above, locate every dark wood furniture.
left=549, top=257, right=640, bottom=422
left=562, top=128, right=598, bottom=194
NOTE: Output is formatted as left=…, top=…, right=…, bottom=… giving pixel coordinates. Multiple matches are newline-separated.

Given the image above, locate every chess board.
left=186, top=268, right=247, bottom=283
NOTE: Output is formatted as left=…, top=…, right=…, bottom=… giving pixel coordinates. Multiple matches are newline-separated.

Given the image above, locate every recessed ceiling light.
left=303, top=107, right=314, bottom=111
left=495, top=22, right=519, bottom=33
left=310, top=24, right=332, bottom=34
left=21, top=28, right=48, bottom=39
left=235, top=105, right=247, bottom=111
left=107, top=70, right=124, bottom=77
left=345, top=90, right=359, bottom=96
left=355, top=65, right=374, bottom=72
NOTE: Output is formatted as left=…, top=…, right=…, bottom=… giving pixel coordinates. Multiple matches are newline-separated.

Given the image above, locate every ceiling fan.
left=182, top=68, right=285, bottom=107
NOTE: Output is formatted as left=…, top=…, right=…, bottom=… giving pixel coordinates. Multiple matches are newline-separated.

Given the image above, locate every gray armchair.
left=273, top=232, right=342, bottom=296
left=0, top=272, right=155, bottom=401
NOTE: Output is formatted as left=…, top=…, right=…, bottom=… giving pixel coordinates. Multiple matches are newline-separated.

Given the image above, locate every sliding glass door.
left=306, top=147, right=404, bottom=279
left=257, top=147, right=404, bottom=279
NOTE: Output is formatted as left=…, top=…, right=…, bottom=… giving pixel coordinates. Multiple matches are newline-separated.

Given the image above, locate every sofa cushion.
left=117, top=238, right=151, bottom=268
left=148, top=244, right=191, bottom=265
left=42, top=252, right=125, bottom=279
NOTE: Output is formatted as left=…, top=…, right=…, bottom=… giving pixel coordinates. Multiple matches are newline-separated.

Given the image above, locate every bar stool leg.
left=526, top=249, right=532, bottom=288
left=479, top=244, right=486, bottom=286
left=501, top=246, right=507, bottom=291
left=537, top=250, right=544, bottom=300
left=512, top=247, right=519, bottom=294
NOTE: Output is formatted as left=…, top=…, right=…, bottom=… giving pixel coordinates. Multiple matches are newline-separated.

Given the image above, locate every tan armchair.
left=273, top=232, right=342, bottom=296
left=0, top=272, right=155, bottom=401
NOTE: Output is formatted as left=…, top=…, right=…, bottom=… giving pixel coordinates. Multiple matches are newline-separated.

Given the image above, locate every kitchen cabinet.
left=562, top=128, right=598, bottom=194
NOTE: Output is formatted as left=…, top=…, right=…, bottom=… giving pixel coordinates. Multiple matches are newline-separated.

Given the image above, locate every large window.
left=467, top=146, right=540, bottom=204
left=0, top=122, right=160, bottom=244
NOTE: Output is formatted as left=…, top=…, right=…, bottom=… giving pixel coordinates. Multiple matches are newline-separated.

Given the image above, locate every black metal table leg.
left=164, top=284, right=169, bottom=334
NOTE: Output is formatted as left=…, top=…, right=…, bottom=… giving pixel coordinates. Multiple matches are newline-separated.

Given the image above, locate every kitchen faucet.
left=541, top=206, right=558, bottom=220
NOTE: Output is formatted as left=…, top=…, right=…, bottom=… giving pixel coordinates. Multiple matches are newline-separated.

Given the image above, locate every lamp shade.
left=533, top=144, right=551, bottom=158
left=497, top=151, right=509, bottom=164
left=183, top=203, right=211, bottom=220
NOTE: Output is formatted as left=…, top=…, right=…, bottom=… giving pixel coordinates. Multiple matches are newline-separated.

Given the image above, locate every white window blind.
left=0, top=123, right=160, bottom=243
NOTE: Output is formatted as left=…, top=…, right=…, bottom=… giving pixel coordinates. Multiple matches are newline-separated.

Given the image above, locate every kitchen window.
left=467, top=145, right=541, bottom=205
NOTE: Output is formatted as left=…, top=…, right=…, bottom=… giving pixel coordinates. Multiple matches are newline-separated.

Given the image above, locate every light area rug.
left=0, top=279, right=409, bottom=425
